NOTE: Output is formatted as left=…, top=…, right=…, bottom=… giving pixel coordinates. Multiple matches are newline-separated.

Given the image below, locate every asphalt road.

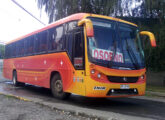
left=0, top=73, right=165, bottom=120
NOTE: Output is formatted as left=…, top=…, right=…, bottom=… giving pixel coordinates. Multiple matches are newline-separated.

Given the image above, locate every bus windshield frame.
left=87, top=17, right=145, bottom=70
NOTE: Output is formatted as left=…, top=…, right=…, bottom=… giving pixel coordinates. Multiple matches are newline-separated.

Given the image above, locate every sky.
left=0, top=0, right=143, bottom=44
left=0, top=0, right=48, bottom=44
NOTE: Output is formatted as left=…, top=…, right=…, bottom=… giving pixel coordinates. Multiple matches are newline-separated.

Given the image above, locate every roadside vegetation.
left=0, top=44, right=4, bottom=59
left=146, top=85, right=165, bottom=93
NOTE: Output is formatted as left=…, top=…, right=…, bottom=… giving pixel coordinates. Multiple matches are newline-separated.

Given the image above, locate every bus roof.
left=6, top=13, right=137, bottom=45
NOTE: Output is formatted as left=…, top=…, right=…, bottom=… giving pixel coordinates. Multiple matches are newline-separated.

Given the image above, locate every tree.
left=36, top=0, right=118, bottom=23
left=0, top=44, right=5, bottom=59
left=36, top=0, right=165, bottom=22
left=141, top=0, right=165, bottom=19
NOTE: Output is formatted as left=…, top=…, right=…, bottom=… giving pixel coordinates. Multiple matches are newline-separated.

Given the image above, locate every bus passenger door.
left=73, top=30, right=84, bottom=70
left=72, top=29, right=86, bottom=96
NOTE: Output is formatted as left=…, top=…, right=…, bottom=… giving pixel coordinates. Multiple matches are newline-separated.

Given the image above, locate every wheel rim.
left=54, top=80, right=63, bottom=93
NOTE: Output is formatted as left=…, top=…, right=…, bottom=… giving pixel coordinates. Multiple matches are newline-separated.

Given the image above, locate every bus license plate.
left=120, top=85, right=130, bottom=89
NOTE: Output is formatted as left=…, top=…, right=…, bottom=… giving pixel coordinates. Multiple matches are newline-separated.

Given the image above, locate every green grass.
left=146, top=85, right=165, bottom=93
left=145, top=92, right=156, bottom=97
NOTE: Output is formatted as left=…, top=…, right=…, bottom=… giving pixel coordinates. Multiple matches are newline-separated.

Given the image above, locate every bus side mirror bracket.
left=78, top=19, right=94, bottom=37
left=140, top=31, right=156, bottom=47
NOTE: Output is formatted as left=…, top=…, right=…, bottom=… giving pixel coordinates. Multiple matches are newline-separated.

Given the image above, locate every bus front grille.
left=107, top=76, right=139, bottom=83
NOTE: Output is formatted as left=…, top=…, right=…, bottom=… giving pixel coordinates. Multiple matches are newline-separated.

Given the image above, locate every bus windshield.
left=87, top=17, right=145, bottom=70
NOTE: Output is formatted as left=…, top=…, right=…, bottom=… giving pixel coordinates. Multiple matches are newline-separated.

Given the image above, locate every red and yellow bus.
left=3, top=13, right=156, bottom=99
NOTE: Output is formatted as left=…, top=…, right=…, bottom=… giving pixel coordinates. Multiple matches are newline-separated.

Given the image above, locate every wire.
left=11, top=0, right=46, bottom=26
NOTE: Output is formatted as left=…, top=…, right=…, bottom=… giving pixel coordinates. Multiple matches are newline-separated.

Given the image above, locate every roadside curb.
left=0, top=92, right=106, bottom=120
left=0, top=91, right=150, bottom=120
left=0, top=92, right=31, bottom=102
left=0, top=89, right=153, bottom=120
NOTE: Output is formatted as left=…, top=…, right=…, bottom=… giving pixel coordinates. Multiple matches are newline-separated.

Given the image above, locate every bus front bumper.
left=85, top=78, right=146, bottom=98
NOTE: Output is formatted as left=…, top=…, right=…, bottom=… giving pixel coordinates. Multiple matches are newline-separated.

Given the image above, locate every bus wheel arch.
left=50, top=71, right=70, bottom=99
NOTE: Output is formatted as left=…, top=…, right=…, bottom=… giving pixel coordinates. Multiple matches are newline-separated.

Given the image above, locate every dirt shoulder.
left=0, top=94, right=98, bottom=120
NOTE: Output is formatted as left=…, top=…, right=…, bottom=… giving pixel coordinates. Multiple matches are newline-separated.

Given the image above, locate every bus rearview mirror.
left=78, top=19, right=94, bottom=37
left=140, top=31, right=156, bottom=47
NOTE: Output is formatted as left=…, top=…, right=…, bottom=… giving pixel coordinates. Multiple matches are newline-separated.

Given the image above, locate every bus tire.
left=12, top=71, right=25, bottom=87
left=12, top=71, right=19, bottom=86
left=51, top=74, right=70, bottom=100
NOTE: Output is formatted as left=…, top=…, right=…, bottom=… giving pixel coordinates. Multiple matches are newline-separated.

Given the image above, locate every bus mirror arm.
left=140, top=31, right=156, bottom=47
left=78, top=19, right=94, bottom=37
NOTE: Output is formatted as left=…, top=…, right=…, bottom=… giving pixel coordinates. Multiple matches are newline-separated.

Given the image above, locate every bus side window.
left=48, top=27, right=57, bottom=51
left=8, top=44, right=12, bottom=58
left=48, top=26, right=64, bottom=52
left=74, top=32, right=83, bottom=57
left=35, top=35, right=40, bottom=54
left=16, top=41, right=24, bottom=57
left=39, top=31, right=48, bottom=53
left=11, top=43, right=16, bottom=58
left=20, top=40, right=24, bottom=56
left=16, top=42, right=21, bottom=57
left=66, top=32, right=73, bottom=60
left=73, top=31, right=84, bottom=69
left=27, top=36, right=34, bottom=55
left=5, top=45, right=8, bottom=58
left=24, top=38, right=28, bottom=56
left=15, top=42, right=18, bottom=57
left=66, top=21, right=77, bottom=32
left=55, top=26, right=64, bottom=51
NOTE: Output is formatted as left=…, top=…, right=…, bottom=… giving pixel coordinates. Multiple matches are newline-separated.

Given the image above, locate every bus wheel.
left=51, top=74, right=70, bottom=100
left=12, top=71, right=19, bottom=86
left=12, top=71, right=25, bottom=86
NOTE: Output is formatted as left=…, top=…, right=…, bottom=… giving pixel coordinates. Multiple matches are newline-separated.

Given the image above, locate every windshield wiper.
left=125, top=39, right=140, bottom=70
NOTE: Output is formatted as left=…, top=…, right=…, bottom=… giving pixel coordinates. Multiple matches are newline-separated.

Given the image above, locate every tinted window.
left=16, top=40, right=24, bottom=56
left=5, top=45, right=8, bottom=58
left=66, top=33, right=73, bottom=59
left=119, top=23, right=145, bottom=69
left=9, top=45, right=12, bottom=58
left=5, top=45, right=11, bottom=58
left=24, top=39, right=27, bottom=55
left=66, top=21, right=77, bottom=32
left=35, top=31, right=48, bottom=53
left=27, top=36, right=35, bottom=55
left=11, top=43, right=16, bottom=57
left=35, top=35, right=39, bottom=53
left=48, top=27, right=56, bottom=51
left=48, top=26, right=64, bottom=52
left=74, top=32, right=83, bottom=57
left=73, top=31, right=84, bottom=69
left=39, top=31, right=48, bottom=52
left=21, top=40, right=25, bottom=56
left=55, top=26, right=64, bottom=51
